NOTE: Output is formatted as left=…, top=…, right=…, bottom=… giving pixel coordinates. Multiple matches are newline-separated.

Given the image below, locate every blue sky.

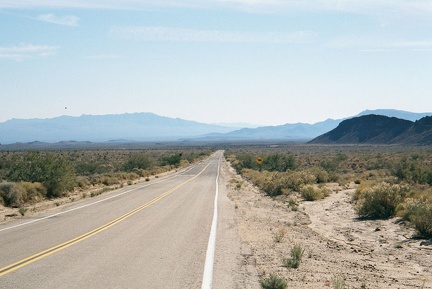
left=1, top=1, right=431, bottom=126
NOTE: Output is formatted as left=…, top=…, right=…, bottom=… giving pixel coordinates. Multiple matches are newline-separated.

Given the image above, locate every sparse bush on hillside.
left=355, top=182, right=409, bottom=219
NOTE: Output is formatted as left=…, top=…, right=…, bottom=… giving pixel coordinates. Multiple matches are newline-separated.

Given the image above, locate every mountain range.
left=196, top=109, right=431, bottom=142
left=309, top=114, right=432, bottom=145
left=0, top=113, right=235, bottom=144
left=0, top=109, right=431, bottom=145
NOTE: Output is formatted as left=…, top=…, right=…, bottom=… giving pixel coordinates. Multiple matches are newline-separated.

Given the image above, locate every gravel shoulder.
left=222, top=158, right=432, bottom=289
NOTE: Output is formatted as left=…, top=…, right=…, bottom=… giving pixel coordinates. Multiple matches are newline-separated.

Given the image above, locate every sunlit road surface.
left=0, top=151, right=236, bottom=289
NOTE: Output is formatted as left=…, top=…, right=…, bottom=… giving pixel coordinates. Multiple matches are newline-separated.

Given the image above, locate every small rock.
left=420, top=240, right=432, bottom=246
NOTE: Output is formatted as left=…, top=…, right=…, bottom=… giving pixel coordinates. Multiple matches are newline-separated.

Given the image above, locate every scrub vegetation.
left=0, top=148, right=211, bottom=208
left=225, top=145, right=432, bottom=238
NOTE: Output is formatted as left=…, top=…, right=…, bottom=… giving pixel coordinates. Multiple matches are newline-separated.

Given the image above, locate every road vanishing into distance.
left=0, top=151, right=241, bottom=289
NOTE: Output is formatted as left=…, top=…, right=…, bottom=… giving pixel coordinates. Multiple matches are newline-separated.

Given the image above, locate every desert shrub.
left=320, top=153, right=348, bottom=172
left=19, top=207, right=28, bottom=216
left=16, top=182, right=46, bottom=203
left=283, top=243, right=305, bottom=269
left=101, top=176, right=120, bottom=186
left=403, top=199, right=432, bottom=238
left=123, top=154, right=153, bottom=171
left=0, top=182, right=22, bottom=207
left=261, top=173, right=284, bottom=196
left=77, top=177, right=91, bottom=189
left=300, top=185, right=330, bottom=201
left=355, top=182, right=409, bottom=219
left=282, top=171, right=316, bottom=191
left=159, top=153, right=182, bottom=168
left=391, top=155, right=432, bottom=186
left=262, top=153, right=297, bottom=172
left=259, top=274, right=287, bottom=289
left=75, top=161, right=112, bottom=175
left=309, top=166, right=329, bottom=183
left=7, top=152, right=75, bottom=198
left=241, top=169, right=271, bottom=188
left=287, top=197, right=299, bottom=211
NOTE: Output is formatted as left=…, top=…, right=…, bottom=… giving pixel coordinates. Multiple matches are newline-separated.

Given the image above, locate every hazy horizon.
left=1, top=109, right=431, bottom=128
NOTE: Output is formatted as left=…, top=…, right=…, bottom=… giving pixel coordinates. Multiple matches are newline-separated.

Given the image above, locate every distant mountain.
left=356, top=109, right=432, bottom=122
left=195, top=110, right=431, bottom=142
left=0, top=113, right=236, bottom=144
left=212, top=122, right=261, bottom=129
left=199, top=118, right=340, bottom=141
left=309, top=115, right=432, bottom=145
left=2, top=109, right=431, bottom=145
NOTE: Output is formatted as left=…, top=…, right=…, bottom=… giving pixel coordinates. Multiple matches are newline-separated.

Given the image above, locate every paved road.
left=0, top=151, right=240, bottom=289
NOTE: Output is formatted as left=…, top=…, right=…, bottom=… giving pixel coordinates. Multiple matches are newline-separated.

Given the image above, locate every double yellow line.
left=0, top=163, right=210, bottom=277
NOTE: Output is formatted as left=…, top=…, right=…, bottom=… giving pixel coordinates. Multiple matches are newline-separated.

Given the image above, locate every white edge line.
left=201, top=155, right=220, bottom=289
left=0, top=165, right=199, bottom=233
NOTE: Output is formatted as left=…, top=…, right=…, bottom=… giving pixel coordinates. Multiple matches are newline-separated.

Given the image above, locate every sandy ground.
left=2, top=158, right=431, bottom=289
left=222, top=158, right=432, bottom=289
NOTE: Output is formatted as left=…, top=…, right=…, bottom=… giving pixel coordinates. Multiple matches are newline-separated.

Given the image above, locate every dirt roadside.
left=221, top=158, right=432, bottom=289
left=2, top=158, right=431, bottom=288
left=0, top=169, right=178, bottom=224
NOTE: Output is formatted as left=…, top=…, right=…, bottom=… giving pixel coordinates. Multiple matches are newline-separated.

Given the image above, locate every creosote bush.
left=0, top=149, right=211, bottom=207
left=403, top=199, right=432, bottom=238
left=355, top=182, right=409, bottom=219
left=300, top=185, right=330, bottom=201
left=259, top=274, right=288, bottom=289
left=0, top=181, right=48, bottom=207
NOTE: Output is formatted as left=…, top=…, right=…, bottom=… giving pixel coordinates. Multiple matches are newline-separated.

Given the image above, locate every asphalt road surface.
left=0, top=151, right=242, bottom=289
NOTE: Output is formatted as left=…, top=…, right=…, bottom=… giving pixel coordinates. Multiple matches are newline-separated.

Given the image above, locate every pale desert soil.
left=222, top=158, right=432, bottom=289
left=2, top=159, right=431, bottom=289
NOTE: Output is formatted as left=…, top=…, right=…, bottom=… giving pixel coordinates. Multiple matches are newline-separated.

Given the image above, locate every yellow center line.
left=0, top=163, right=210, bottom=277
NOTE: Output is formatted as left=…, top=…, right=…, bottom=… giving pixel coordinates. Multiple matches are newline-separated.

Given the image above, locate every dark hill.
left=393, top=116, right=432, bottom=145
left=308, top=114, right=432, bottom=145
left=192, top=109, right=431, bottom=142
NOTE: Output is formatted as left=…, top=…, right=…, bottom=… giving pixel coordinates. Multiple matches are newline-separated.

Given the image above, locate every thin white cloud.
left=1, top=0, right=431, bottom=15
left=394, top=41, right=432, bottom=48
left=86, top=54, right=120, bottom=59
left=109, top=26, right=315, bottom=44
left=329, top=36, right=432, bottom=52
left=0, top=44, right=58, bottom=61
left=36, top=13, right=79, bottom=26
